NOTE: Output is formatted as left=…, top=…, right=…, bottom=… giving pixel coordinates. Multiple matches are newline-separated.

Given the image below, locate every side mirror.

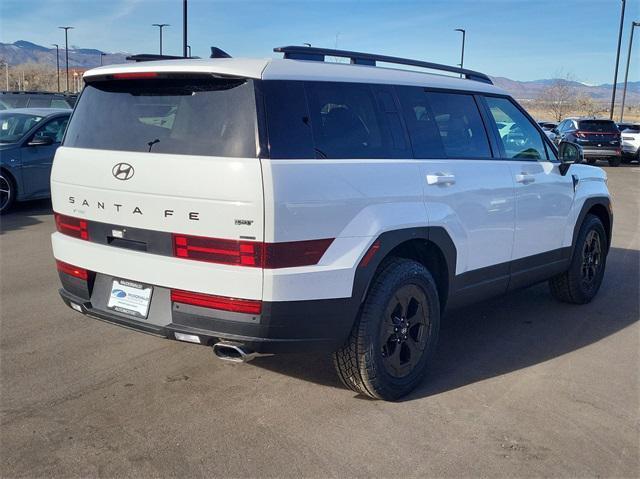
left=28, top=136, right=54, bottom=147
left=558, top=141, right=583, bottom=175
left=551, top=128, right=558, bottom=134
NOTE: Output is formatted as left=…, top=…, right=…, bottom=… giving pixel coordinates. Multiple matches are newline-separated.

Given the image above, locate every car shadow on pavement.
left=0, top=199, right=52, bottom=235
left=250, top=246, right=639, bottom=400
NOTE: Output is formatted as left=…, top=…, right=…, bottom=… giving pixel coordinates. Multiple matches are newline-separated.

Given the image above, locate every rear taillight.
left=55, top=213, right=88, bottom=240
left=170, top=289, right=262, bottom=315
left=172, top=235, right=333, bottom=269
left=56, top=260, right=88, bottom=280
left=173, top=234, right=263, bottom=267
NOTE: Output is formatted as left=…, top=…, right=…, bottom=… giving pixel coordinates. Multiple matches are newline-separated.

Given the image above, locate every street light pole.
left=620, top=21, right=639, bottom=122
left=183, top=0, right=188, bottom=58
left=455, top=28, right=466, bottom=77
left=609, top=0, right=626, bottom=119
left=58, top=26, right=74, bottom=92
left=52, top=44, right=60, bottom=92
left=187, top=45, right=192, bottom=57
left=100, top=52, right=106, bottom=66
left=152, top=23, right=170, bottom=55
left=3, top=63, right=8, bottom=91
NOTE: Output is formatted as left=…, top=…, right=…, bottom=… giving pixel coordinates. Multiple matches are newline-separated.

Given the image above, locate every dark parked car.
left=537, top=121, right=558, bottom=131
left=552, top=118, right=622, bottom=166
left=0, top=91, right=77, bottom=110
left=0, top=108, right=71, bottom=213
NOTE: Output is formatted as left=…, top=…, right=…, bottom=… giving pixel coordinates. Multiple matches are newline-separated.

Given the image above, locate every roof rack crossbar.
left=274, top=46, right=492, bottom=85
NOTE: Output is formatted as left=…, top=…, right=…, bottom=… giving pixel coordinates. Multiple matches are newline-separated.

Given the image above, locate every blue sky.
left=1, top=0, right=638, bottom=84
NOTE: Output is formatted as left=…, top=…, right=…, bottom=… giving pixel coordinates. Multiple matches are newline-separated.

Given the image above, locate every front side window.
left=485, top=96, right=547, bottom=160
left=425, top=92, right=492, bottom=159
left=64, top=77, right=258, bottom=158
left=32, top=117, right=69, bottom=143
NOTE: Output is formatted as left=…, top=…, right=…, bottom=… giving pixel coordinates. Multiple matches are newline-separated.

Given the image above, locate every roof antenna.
left=210, top=47, right=232, bottom=59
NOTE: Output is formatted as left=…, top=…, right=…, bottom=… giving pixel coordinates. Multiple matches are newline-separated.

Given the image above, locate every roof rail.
left=273, top=45, right=493, bottom=85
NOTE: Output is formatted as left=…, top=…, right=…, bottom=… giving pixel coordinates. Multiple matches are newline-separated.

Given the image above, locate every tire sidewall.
left=569, top=215, right=607, bottom=301
left=0, top=171, right=15, bottom=214
left=361, top=260, right=440, bottom=398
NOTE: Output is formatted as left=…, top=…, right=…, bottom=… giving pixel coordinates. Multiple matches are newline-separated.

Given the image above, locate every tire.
left=333, top=258, right=440, bottom=400
left=0, top=171, right=15, bottom=215
left=608, top=156, right=622, bottom=167
left=549, top=214, right=607, bottom=304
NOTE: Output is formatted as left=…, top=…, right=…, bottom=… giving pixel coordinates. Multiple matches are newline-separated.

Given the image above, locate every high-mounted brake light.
left=55, top=213, right=88, bottom=240
left=56, top=260, right=88, bottom=280
left=171, top=289, right=262, bottom=315
left=172, top=234, right=333, bottom=269
left=112, top=72, right=158, bottom=80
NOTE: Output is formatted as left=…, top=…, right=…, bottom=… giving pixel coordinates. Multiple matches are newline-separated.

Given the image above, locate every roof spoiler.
left=274, top=45, right=493, bottom=85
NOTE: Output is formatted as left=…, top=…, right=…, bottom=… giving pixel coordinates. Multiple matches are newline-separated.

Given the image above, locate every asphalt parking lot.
left=1, top=164, right=638, bottom=478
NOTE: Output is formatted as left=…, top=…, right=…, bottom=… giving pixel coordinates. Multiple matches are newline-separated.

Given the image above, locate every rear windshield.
left=577, top=120, right=618, bottom=132
left=64, top=77, right=258, bottom=157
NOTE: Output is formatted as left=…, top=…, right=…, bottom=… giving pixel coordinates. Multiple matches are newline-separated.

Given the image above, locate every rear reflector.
left=171, top=289, right=262, bottom=315
left=359, top=240, right=381, bottom=268
left=56, top=260, right=88, bottom=280
left=112, top=72, right=158, bottom=80
left=174, top=332, right=202, bottom=344
left=55, top=213, right=88, bottom=240
left=172, top=234, right=333, bottom=269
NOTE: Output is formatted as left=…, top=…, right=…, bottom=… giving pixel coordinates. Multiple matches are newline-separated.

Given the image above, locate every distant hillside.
left=491, top=76, right=640, bottom=102
left=1, top=40, right=639, bottom=103
left=0, top=40, right=129, bottom=68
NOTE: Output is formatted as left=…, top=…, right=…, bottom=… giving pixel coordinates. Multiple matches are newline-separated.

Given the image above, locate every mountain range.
left=1, top=40, right=638, bottom=102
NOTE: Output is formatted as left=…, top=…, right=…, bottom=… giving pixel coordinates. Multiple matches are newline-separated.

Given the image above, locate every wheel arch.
left=352, top=227, right=456, bottom=314
left=572, top=197, right=612, bottom=254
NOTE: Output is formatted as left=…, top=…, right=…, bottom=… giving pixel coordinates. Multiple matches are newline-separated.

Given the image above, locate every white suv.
left=51, top=46, right=612, bottom=400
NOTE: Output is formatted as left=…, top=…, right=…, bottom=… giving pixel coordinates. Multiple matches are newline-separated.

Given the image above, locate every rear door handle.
left=426, top=173, right=456, bottom=185
left=515, top=173, right=535, bottom=184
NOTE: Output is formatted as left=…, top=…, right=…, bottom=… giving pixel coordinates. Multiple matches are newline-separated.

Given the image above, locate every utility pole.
left=187, top=45, right=191, bottom=57
left=52, top=44, right=60, bottom=92
left=152, top=23, right=170, bottom=55
left=3, top=62, right=8, bottom=91
left=455, top=28, right=466, bottom=77
left=620, top=21, right=639, bottom=122
left=58, top=26, right=74, bottom=92
left=609, top=0, right=626, bottom=119
left=183, top=0, right=188, bottom=58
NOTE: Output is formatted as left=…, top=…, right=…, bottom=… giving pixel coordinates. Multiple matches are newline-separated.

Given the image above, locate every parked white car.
left=51, top=46, right=613, bottom=400
left=618, top=123, right=640, bottom=162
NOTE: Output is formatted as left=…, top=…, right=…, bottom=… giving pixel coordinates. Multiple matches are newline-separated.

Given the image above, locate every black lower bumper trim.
left=58, top=288, right=356, bottom=354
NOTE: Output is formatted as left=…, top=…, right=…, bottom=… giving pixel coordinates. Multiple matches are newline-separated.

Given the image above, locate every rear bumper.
left=58, top=273, right=358, bottom=354
left=582, top=148, right=620, bottom=158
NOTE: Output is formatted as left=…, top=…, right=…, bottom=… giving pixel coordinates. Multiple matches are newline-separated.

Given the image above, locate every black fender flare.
left=350, top=227, right=457, bottom=307
left=570, top=197, right=613, bottom=256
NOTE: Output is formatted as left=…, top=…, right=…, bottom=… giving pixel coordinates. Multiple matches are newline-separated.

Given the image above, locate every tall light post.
left=52, top=44, right=60, bottom=92
left=2, top=62, right=8, bottom=91
left=609, top=0, right=626, bottom=119
left=455, top=28, right=466, bottom=77
left=100, top=52, right=106, bottom=66
left=58, top=26, right=74, bottom=92
left=183, top=0, right=188, bottom=58
left=187, top=45, right=192, bottom=57
left=152, top=23, right=170, bottom=55
left=620, top=21, right=639, bottom=122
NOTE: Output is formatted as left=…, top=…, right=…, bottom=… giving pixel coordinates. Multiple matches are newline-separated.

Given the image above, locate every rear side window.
left=577, top=120, right=618, bottom=132
left=64, top=77, right=258, bottom=158
left=396, top=86, right=446, bottom=158
left=27, top=96, right=51, bottom=108
left=485, top=96, right=547, bottom=160
left=425, top=92, right=491, bottom=159
left=305, top=82, right=398, bottom=159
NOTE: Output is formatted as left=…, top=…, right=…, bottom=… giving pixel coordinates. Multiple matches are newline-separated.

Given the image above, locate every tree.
left=538, top=74, right=577, bottom=122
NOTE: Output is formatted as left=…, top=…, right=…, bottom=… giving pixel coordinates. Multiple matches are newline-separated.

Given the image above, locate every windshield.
left=64, top=77, right=258, bottom=157
left=577, top=120, right=618, bottom=133
left=0, top=112, right=44, bottom=143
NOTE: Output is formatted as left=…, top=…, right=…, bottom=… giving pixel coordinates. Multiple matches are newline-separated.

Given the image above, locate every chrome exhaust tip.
left=212, top=342, right=261, bottom=363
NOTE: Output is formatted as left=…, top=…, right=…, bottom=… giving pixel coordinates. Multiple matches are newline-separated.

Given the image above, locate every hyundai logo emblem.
left=112, top=163, right=135, bottom=181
